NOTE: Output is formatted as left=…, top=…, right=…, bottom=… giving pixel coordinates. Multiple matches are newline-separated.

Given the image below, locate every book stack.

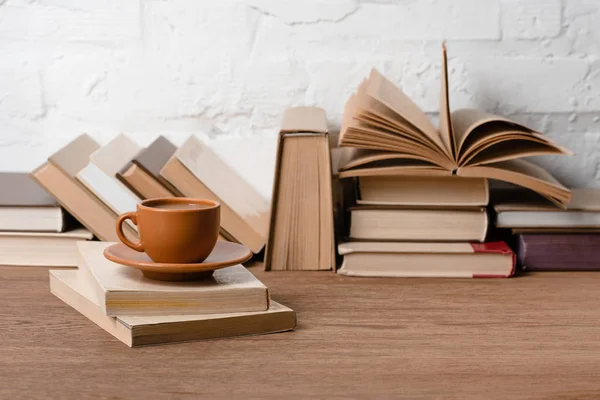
left=0, top=173, right=93, bottom=267
left=494, top=188, right=600, bottom=271
left=50, top=242, right=296, bottom=347
left=335, top=45, right=572, bottom=278
left=31, top=133, right=269, bottom=253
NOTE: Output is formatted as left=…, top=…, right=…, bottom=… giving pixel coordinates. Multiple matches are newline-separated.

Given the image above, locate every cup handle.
left=116, top=212, right=145, bottom=252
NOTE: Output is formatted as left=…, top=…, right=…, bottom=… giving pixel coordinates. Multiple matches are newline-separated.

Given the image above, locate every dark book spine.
left=518, top=234, right=600, bottom=271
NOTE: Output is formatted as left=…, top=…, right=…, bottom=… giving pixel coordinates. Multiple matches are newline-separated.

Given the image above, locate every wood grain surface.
left=2, top=264, right=600, bottom=399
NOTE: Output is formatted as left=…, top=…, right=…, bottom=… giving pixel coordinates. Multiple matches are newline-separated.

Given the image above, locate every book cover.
left=77, top=241, right=269, bottom=316
left=50, top=269, right=296, bottom=347
left=337, top=44, right=572, bottom=208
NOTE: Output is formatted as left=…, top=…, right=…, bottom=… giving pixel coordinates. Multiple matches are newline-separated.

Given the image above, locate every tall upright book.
left=76, top=134, right=142, bottom=216
left=77, top=241, right=270, bottom=316
left=30, top=135, right=137, bottom=242
left=338, top=44, right=572, bottom=207
left=0, top=173, right=66, bottom=232
left=50, top=269, right=296, bottom=347
left=265, top=107, right=335, bottom=271
left=160, top=135, right=269, bottom=253
left=117, top=136, right=180, bottom=199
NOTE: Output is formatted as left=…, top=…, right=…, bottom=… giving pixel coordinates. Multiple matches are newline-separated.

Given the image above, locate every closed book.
left=0, top=228, right=93, bottom=267
left=356, top=175, right=489, bottom=207
left=338, top=241, right=515, bottom=278
left=50, top=269, right=296, bottom=347
left=265, top=107, right=335, bottom=271
left=349, top=206, right=488, bottom=242
left=77, top=241, right=270, bottom=316
left=495, top=188, right=600, bottom=229
left=76, top=134, right=142, bottom=217
left=517, top=233, right=600, bottom=271
left=30, top=135, right=137, bottom=242
left=0, top=173, right=65, bottom=232
left=117, top=136, right=180, bottom=199
left=160, top=135, right=269, bottom=253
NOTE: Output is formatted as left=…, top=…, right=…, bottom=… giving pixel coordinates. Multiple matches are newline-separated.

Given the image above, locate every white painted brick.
left=502, top=0, right=562, bottom=39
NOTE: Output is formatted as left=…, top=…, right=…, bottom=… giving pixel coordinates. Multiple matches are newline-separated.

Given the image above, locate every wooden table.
left=2, top=265, right=600, bottom=399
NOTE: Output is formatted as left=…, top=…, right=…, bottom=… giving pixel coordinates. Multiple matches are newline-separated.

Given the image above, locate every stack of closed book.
left=0, top=173, right=93, bottom=267
left=494, top=188, right=600, bottom=271
left=335, top=46, right=572, bottom=278
left=50, top=242, right=296, bottom=347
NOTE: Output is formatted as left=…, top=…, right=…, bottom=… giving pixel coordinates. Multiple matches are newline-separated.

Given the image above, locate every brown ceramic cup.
left=115, top=198, right=220, bottom=264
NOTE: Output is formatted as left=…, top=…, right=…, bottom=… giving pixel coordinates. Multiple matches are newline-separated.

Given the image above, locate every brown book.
left=117, top=136, right=180, bottom=199
left=160, top=136, right=268, bottom=252
left=30, top=135, right=137, bottom=242
left=50, top=269, right=296, bottom=347
left=0, top=172, right=66, bottom=232
left=494, top=188, right=600, bottom=229
left=265, top=107, right=335, bottom=271
left=338, top=44, right=572, bottom=208
left=356, top=175, right=489, bottom=207
left=349, top=206, right=488, bottom=242
left=338, top=241, right=515, bottom=278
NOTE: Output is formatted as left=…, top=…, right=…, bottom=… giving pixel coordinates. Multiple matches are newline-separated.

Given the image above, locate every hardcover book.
left=117, top=136, right=180, bottom=199
left=0, top=172, right=65, bottom=232
left=50, top=269, right=296, bottom=347
left=338, top=241, right=515, bottom=278
left=77, top=241, right=269, bottom=316
left=337, top=44, right=572, bottom=207
left=265, top=107, right=335, bottom=271
left=516, top=233, right=600, bottom=271
left=160, top=135, right=269, bottom=253
left=30, top=135, right=137, bottom=242
left=0, top=228, right=93, bottom=267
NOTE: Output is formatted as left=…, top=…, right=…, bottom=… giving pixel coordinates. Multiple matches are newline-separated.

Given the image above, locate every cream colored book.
left=349, top=206, right=488, bottom=242
left=356, top=176, right=489, bottom=206
left=338, top=44, right=572, bottom=207
left=160, top=135, right=269, bottom=253
left=50, top=269, right=296, bottom=347
left=30, top=135, right=137, bottom=242
left=77, top=241, right=269, bottom=316
left=338, top=241, right=515, bottom=278
left=76, top=134, right=142, bottom=217
left=0, top=228, right=93, bottom=267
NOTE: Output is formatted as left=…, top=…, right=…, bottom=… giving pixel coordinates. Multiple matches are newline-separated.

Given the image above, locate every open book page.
left=439, top=43, right=456, bottom=161
left=365, top=69, right=450, bottom=158
left=457, top=159, right=571, bottom=207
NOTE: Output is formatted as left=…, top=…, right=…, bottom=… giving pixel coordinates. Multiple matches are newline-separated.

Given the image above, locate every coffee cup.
left=115, top=198, right=220, bottom=263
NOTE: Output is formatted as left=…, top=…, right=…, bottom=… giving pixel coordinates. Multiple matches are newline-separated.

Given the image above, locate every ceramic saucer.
left=103, top=241, right=252, bottom=282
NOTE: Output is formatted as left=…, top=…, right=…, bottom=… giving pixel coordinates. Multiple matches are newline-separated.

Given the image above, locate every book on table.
left=0, top=228, right=93, bottom=267
left=0, top=172, right=66, bottom=232
left=30, top=134, right=137, bottom=242
left=337, top=241, right=515, bottom=278
left=117, top=135, right=180, bottom=199
left=337, top=44, right=572, bottom=207
left=265, top=107, right=335, bottom=271
left=50, top=269, right=296, bottom=347
left=160, top=135, right=269, bottom=253
left=515, top=233, right=600, bottom=271
left=77, top=241, right=270, bottom=316
left=76, top=134, right=142, bottom=217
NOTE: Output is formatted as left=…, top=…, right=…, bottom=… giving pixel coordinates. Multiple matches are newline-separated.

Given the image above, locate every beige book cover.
left=50, top=269, right=296, bottom=347
left=0, top=228, right=93, bottom=267
left=76, top=134, right=142, bottom=217
left=337, top=241, right=515, bottom=278
left=160, top=136, right=267, bottom=253
left=338, top=44, right=572, bottom=208
left=30, top=135, right=137, bottom=242
left=77, top=241, right=269, bottom=316
left=265, top=107, right=335, bottom=271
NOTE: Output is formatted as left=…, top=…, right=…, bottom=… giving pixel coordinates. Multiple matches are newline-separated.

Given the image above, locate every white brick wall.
left=1, top=0, right=599, bottom=196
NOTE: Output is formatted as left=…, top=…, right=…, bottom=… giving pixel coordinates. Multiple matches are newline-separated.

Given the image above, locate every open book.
left=339, top=45, right=573, bottom=207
